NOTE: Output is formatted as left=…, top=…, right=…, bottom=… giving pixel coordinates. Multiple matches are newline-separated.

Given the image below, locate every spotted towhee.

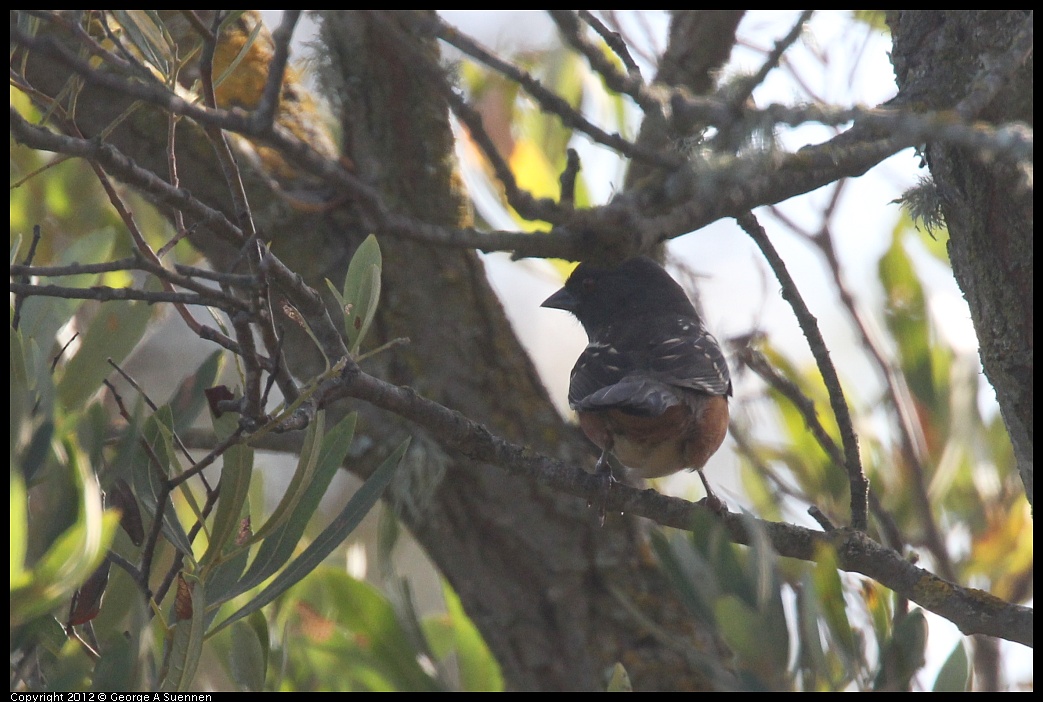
left=542, top=256, right=732, bottom=511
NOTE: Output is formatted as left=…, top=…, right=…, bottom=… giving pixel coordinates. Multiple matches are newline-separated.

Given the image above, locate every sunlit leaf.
left=10, top=451, right=120, bottom=627
left=605, top=662, right=632, bottom=692
left=879, top=231, right=934, bottom=410
left=56, top=298, right=153, bottom=413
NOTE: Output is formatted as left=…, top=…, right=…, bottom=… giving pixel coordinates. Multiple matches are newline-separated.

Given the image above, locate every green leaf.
left=422, top=581, right=503, bottom=692
left=10, top=470, right=30, bottom=590
left=16, top=228, right=116, bottom=373
left=811, top=544, right=858, bottom=662
left=159, top=576, right=206, bottom=692
left=56, top=298, right=153, bottom=413
left=218, top=413, right=356, bottom=605
left=878, top=231, right=934, bottom=408
left=605, top=662, right=632, bottom=692
left=341, top=234, right=382, bottom=355
left=715, top=594, right=761, bottom=661
left=932, top=639, right=970, bottom=692
left=794, top=582, right=829, bottom=689
left=213, top=14, right=264, bottom=91
left=325, top=277, right=346, bottom=311
left=203, top=543, right=250, bottom=623
left=136, top=409, right=194, bottom=556
left=200, top=441, right=253, bottom=567
left=874, top=608, right=928, bottom=690
left=243, top=410, right=326, bottom=546
left=210, top=435, right=407, bottom=635
left=228, top=617, right=268, bottom=691
left=10, top=328, right=31, bottom=457
left=306, top=568, right=442, bottom=691
left=10, top=451, right=120, bottom=627
left=168, top=351, right=224, bottom=435
left=650, top=528, right=716, bottom=624
left=112, top=11, right=175, bottom=78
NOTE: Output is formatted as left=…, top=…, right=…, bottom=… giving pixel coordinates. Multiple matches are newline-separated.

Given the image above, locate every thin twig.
left=812, top=224, right=953, bottom=579
left=8, top=281, right=250, bottom=308
left=249, top=9, right=300, bottom=133
left=735, top=212, right=868, bottom=530
left=767, top=199, right=952, bottom=574
left=11, top=224, right=43, bottom=331
left=577, top=10, right=641, bottom=78
left=445, top=87, right=574, bottom=224
left=420, top=13, right=680, bottom=170
left=548, top=10, right=663, bottom=118
left=106, top=358, right=215, bottom=493
left=559, top=148, right=581, bottom=207
left=9, top=109, right=246, bottom=245
left=729, top=10, right=814, bottom=109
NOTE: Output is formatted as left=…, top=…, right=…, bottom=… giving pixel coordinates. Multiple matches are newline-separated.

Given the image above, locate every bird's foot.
left=697, top=492, right=728, bottom=514
left=697, top=472, right=728, bottom=514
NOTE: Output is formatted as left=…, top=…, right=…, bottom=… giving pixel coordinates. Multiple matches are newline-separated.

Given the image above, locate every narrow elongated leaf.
left=650, top=529, right=716, bottom=624
left=200, top=441, right=253, bottom=567
left=605, top=663, right=632, bottom=692
left=136, top=410, right=193, bottom=556
left=874, top=608, right=928, bottom=690
left=811, top=544, right=858, bottom=661
left=223, top=414, right=356, bottom=603
left=203, top=538, right=250, bottom=622
left=210, top=436, right=407, bottom=635
left=243, top=410, right=325, bottom=546
left=169, top=351, right=224, bottom=435
left=10, top=470, right=29, bottom=590
left=16, top=228, right=115, bottom=373
left=160, top=576, right=206, bottom=692
left=10, top=451, right=120, bottom=626
left=422, top=581, right=503, bottom=692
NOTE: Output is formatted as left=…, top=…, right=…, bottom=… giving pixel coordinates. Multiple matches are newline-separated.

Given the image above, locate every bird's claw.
left=697, top=471, right=727, bottom=514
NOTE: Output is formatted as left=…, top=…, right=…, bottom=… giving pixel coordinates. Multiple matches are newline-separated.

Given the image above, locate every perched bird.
left=541, top=256, right=732, bottom=511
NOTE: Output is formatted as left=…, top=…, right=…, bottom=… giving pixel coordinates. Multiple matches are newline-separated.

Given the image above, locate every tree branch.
left=319, top=357, right=1032, bottom=647
left=735, top=212, right=868, bottom=530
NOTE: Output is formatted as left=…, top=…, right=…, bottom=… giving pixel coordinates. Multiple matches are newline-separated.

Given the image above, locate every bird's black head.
left=541, top=257, right=699, bottom=334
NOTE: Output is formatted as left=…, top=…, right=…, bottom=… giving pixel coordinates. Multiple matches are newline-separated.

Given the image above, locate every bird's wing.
left=568, top=316, right=731, bottom=415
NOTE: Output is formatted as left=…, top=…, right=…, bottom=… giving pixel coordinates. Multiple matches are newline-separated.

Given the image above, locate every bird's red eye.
left=581, top=277, right=596, bottom=293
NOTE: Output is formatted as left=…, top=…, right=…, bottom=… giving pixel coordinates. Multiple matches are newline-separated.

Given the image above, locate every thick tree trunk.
left=888, top=11, right=1033, bottom=691
left=888, top=11, right=1033, bottom=507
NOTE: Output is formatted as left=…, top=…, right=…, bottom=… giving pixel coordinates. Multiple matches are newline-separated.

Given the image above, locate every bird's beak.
left=541, top=287, right=576, bottom=312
